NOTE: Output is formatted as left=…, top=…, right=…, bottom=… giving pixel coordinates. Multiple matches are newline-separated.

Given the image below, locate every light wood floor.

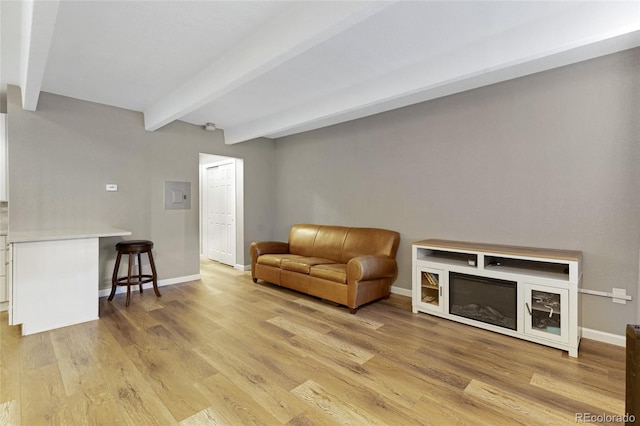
left=0, top=260, right=626, bottom=425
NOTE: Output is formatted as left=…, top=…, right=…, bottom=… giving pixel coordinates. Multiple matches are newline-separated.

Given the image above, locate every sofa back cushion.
left=341, top=227, right=400, bottom=263
left=288, top=224, right=400, bottom=263
left=312, top=226, right=349, bottom=262
left=288, top=224, right=321, bottom=257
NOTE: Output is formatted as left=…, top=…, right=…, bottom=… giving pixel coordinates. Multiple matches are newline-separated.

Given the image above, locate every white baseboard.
left=98, top=274, right=201, bottom=298
left=390, top=285, right=411, bottom=298
left=200, top=256, right=249, bottom=271
left=581, top=327, right=625, bottom=347
left=1, top=276, right=202, bottom=310
left=390, top=285, right=626, bottom=348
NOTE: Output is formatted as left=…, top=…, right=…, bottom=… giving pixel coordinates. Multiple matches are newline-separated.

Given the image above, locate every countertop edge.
left=8, top=228, right=132, bottom=243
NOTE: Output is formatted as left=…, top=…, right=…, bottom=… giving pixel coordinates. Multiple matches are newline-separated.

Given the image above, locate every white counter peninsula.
left=7, top=227, right=131, bottom=335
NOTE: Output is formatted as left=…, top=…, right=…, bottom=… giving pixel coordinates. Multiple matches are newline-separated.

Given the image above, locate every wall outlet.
left=106, top=184, right=118, bottom=191
left=612, top=288, right=627, bottom=304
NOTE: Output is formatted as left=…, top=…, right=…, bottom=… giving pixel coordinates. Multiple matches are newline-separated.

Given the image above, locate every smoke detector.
left=204, top=122, right=216, bottom=131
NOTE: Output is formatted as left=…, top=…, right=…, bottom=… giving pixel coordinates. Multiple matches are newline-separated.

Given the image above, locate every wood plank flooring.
left=0, top=260, right=626, bottom=425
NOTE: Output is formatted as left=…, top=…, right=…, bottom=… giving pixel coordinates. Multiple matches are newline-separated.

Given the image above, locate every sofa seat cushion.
left=310, top=264, right=347, bottom=284
left=281, top=257, right=336, bottom=274
left=257, top=254, right=305, bottom=268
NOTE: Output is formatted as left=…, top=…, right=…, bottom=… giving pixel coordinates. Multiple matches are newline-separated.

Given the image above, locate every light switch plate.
left=106, top=184, right=118, bottom=191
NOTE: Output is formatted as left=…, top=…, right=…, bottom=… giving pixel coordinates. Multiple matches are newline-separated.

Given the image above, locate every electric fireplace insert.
left=449, top=272, right=517, bottom=330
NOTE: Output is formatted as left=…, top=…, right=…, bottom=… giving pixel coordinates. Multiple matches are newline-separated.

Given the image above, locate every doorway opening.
left=199, top=153, right=245, bottom=269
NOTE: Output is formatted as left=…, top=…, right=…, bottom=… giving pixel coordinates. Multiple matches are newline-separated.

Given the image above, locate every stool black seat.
left=109, top=240, right=160, bottom=306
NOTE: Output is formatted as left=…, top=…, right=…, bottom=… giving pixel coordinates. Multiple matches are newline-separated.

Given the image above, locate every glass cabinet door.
left=524, top=284, right=569, bottom=343
left=416, top=267, right=444, bottom=313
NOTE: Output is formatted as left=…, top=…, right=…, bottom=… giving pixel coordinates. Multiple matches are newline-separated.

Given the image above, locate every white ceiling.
left=1, top=1, right=639, bottom=144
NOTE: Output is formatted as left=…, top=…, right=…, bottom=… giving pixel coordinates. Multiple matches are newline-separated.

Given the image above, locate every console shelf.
left=412, top=239, right=582, bottom=357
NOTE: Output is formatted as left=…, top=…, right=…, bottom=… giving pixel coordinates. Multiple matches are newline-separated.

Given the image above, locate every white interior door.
left=206, top=161, right=236, bottom=266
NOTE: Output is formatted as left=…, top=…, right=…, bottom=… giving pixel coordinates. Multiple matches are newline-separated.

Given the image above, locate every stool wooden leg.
left=137, top=253, right=143, bottom=294
left=126, top=253, right=133, bottom=306
left=148, top=250, right=161, bottom=298
left=108, top=252, right=122, bottom=302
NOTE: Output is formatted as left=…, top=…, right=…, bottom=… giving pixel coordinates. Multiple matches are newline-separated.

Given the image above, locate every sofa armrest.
left=250, top=241, right=290, bottom=282
left=250, top=241, right=290, bottom=261
left=347, top=255, right=398, bottom=281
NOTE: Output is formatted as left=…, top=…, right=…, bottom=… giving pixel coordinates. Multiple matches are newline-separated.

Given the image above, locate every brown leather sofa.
left=250, top=224, right=400, bottom=313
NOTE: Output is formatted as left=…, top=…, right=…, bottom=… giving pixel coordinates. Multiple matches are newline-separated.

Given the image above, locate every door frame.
left=199, top=154, right=245, bottom=269
left=203, top=159, right=235, bottom=266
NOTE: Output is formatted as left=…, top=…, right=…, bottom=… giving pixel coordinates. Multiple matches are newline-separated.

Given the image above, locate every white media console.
left=412, top=239, right=582, bottom=357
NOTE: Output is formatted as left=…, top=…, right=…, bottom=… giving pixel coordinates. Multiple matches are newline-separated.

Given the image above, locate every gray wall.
left=6, top=47, right=640, bottom=336
left=6, top=86, right=275, bottom=289
left=273, top=48, right=640, bottom=335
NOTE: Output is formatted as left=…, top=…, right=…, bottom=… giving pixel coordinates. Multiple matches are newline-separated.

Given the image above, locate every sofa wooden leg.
left=252, top=277, right=257, bottom=283
left=383, top=294, right=390, bottom=300
left=349, top=307, right=358, bottom=314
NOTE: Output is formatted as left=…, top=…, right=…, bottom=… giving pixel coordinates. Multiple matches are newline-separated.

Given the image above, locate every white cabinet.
left=7, top=241, right=14, bottom=323
left=6, top=228, right=131, bottom=335
left=412, top=239, right=582, bottom=357
left=8, top=238, right=100, bottom=334
left=524, top=283, right=569, bottom=344
left=413, top=266, right=445, bottom=314
left=0, top=236, right=6, bottom=309
left=0, top=113, right=6, bottom=201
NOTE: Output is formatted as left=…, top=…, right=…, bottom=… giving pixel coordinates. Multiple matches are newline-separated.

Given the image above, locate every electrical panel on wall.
left=164, top=181, right=191, bottom=210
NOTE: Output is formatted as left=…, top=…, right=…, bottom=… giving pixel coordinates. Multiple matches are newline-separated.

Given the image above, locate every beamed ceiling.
left=1, top=1, right=639, bottom=144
